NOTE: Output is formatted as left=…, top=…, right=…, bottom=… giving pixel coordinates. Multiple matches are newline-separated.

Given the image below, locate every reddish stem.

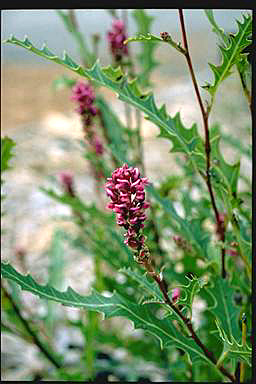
left=178, top=9, right=226, bottom=278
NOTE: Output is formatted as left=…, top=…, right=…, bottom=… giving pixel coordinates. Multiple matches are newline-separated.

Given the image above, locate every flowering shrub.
left=1, top=9, right=252, bottom=382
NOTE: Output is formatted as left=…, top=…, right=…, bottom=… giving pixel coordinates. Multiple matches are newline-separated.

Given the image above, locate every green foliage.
left=0, top=262, right=224, bottom=376
left=147, top=183, right=210, bottom=260
left=95, top=95, right=129, bottom=164
left=170, top=275, right=208, bottom=319
left=1, top=136, right=16, bottom=175
left=209, top=124, right=240, bottom=200
left=125, top=32, right=185, bottom=55
left=2, top=10, right=252, bottom=382
left=1, top=136, right=16, bottom=211
left=52, top=74, right=76, bottom=90
left=132, top=10, right=159, bottom=87
left=4, top=36, right=205, bottom=174
left=205, top=276, right=241, bottom=342
left=215, top=320, right=252, bottom=366
left=56, top=10, right=95, bottom=67
left=203, top=12, right=252, bottom=109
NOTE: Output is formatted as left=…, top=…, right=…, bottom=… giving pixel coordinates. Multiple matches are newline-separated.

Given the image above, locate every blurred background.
left=1, top=9, right=252, bottom=381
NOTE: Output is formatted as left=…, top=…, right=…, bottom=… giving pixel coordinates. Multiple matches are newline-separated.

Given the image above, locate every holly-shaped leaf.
left=203, top=13, right=252, bottom=109
left=205, top=275, right=241, bottom=342
left=4, top=36, right=206, bottom=175
left=215, top=320, right=252, bottom=366
left=1, top=262, right=224, bottom=376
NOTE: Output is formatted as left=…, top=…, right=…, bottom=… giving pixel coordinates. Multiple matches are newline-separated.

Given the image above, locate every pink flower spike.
left=104, top=164, right=150, bottom=251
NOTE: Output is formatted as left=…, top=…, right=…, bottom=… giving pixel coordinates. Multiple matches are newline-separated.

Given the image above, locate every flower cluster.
left=105, top=164, right=150, bottom=250
left=172, top=287, right=181, bottom=303
left=107, top=19, right=129, bottom=61
left=71, top=81, right=98, bottom=118
left=71, top=81, right=104, bottom=157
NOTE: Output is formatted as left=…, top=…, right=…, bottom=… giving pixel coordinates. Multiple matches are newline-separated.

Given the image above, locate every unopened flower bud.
left=172, top=287, right=181, bottom=303
left=58, top=171, right=75, bottom=196
left=160, top=31, right=171, bottom=41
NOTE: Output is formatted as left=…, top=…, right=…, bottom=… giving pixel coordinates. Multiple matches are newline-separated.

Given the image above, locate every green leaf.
left=147, top=183, right=209, bottom=260
left=215, top=320, right=252, bottom=366
left=204, top=10, right=230, bottom=46
left=1, top=136, right=16, bottom=174
left=171, top=275, right=207, bottom=319
left=95, top=95, right=129, bottom=163
left=205, top=276, right=241, bottom=342
left=125, top=32, right=185, bottom=55
left=0, top=262, right=225, bottom=375
left=4, top=36, right=205, bottom=172
left=203, top=13, right=252, bottom=108
left=52, top=74, right=76, bottom=90
left=120, top=267, right=163, bottom=302
left=220, top=130, right=252, bottom=159
left=1, top=137, right=16, bottom=208
left=132, top=10, right=159, bottom=87
left=210, top=124, right=240, bottom=198
left=56, top=10, right=95, bottom=67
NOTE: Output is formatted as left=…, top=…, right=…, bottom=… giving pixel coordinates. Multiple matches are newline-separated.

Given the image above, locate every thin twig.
left=143, top=261, right=236, bottom=382
left=178, top=9, right=226, bottom=278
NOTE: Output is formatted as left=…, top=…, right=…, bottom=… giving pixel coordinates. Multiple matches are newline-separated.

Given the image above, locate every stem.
left=143, top=261, right=235, bottom=382
left=236, top=64, right=252, bottom=115
left=178, top=9, right=226, bottom=278
left=240, top=313, right=247, bottom=382
left=1, top=282, right=62, bottom=369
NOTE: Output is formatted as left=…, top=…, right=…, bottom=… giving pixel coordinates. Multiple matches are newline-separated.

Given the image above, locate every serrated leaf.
left=146, top=183, right=209, bottom=260
left=120, top=267, right=163, bottom=301
left=204, top=10, right=230, bottom=46
left=125, top=32, right=184, bottom=55
left=56, top=10, right=95, bottom=67
left=0, top=262, right=224, bottom=375
left=206, top=276, right=241, bottom=342
left=205, top=10, right=252, bottom=98
left=170, top=275, right=207, bottom=319
left=215, top=320, right=252, bottom=366
left=4, top=36, right=206, bottom=173
left=210, top=124, right=240, bottom=197
left=203, top=13, right=252, bottom=104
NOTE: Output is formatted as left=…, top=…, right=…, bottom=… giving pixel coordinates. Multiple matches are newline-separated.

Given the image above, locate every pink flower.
left=107, top=18, right=129, bottom=60
left=58, top=171, right=75, bottom=196
left=172, top=287, right=181, bottom=303
left=71, top=81, right=98, bottom=116
left=227, top=249, right=238, bottom=257
left=105, top=164, right=150, bottom=250
left=92, top=135, right=104, bottom=155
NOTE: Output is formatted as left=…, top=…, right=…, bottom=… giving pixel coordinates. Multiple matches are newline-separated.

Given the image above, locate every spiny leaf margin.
left=4, top=35, right=205, bottom=173
left=0, top=261, right=224, bottom=375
